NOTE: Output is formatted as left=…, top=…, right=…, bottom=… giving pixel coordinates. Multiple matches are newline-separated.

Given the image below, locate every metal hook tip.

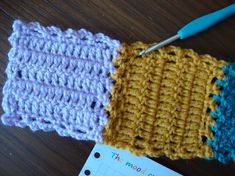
left=139, top=50, right=146, bottom=56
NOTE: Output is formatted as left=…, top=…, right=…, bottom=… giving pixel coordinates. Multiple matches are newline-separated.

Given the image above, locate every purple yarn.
left=1, top=20, right=121, bottom=142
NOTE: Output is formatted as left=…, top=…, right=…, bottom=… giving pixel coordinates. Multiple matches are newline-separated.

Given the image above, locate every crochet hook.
left=139, top=3, right=235, bottom=56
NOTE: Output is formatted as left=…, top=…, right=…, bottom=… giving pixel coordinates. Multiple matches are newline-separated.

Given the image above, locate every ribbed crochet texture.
left=2, top=20, right=235, bottom=163
left=103, top=42, right=227, bottom=160
left=208, top=64, right=235, bottom=163
left=1, top=20, right=121, bottom=142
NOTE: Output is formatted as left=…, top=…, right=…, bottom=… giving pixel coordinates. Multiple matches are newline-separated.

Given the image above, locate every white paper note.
left=79, top=144, right=183, bottom=176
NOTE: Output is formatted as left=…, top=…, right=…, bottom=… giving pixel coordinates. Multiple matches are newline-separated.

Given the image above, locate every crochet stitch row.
left=2, top=20, right=235, bottom=163
left=102, top=42, right=226, bottom=160
left=209, top=64, right=235, bottom=163
left=1, top=20, right=121, bottom=142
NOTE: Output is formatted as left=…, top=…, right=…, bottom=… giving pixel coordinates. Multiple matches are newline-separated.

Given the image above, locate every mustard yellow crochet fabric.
left=103, top=42, right=227, bottom=159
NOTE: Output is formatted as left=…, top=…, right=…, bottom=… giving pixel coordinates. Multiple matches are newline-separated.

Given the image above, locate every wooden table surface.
left=0, top=1, right=235, bottom=176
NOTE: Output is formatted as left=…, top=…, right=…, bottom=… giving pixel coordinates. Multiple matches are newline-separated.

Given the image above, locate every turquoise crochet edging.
left=208, top=63, right=235, bottom=163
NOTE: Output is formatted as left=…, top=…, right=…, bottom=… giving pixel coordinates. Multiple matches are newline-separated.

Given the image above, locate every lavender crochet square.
left=1, top=20, right=121, bottom=142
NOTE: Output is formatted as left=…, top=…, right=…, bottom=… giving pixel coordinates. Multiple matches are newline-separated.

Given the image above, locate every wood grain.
left=0, top=1, right=235, bottom=176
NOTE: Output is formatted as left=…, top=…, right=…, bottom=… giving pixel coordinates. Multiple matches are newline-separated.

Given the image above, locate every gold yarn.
left=103, top=42, right=227, bottom=159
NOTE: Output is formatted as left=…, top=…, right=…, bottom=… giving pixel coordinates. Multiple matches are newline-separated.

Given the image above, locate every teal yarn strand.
left=208, top=63, right=235, bottom=163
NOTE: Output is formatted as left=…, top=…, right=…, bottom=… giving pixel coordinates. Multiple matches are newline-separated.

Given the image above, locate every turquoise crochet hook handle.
left=139, top=3, right=235, bottom=56
left=177, top=3, right=235, bottom=39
